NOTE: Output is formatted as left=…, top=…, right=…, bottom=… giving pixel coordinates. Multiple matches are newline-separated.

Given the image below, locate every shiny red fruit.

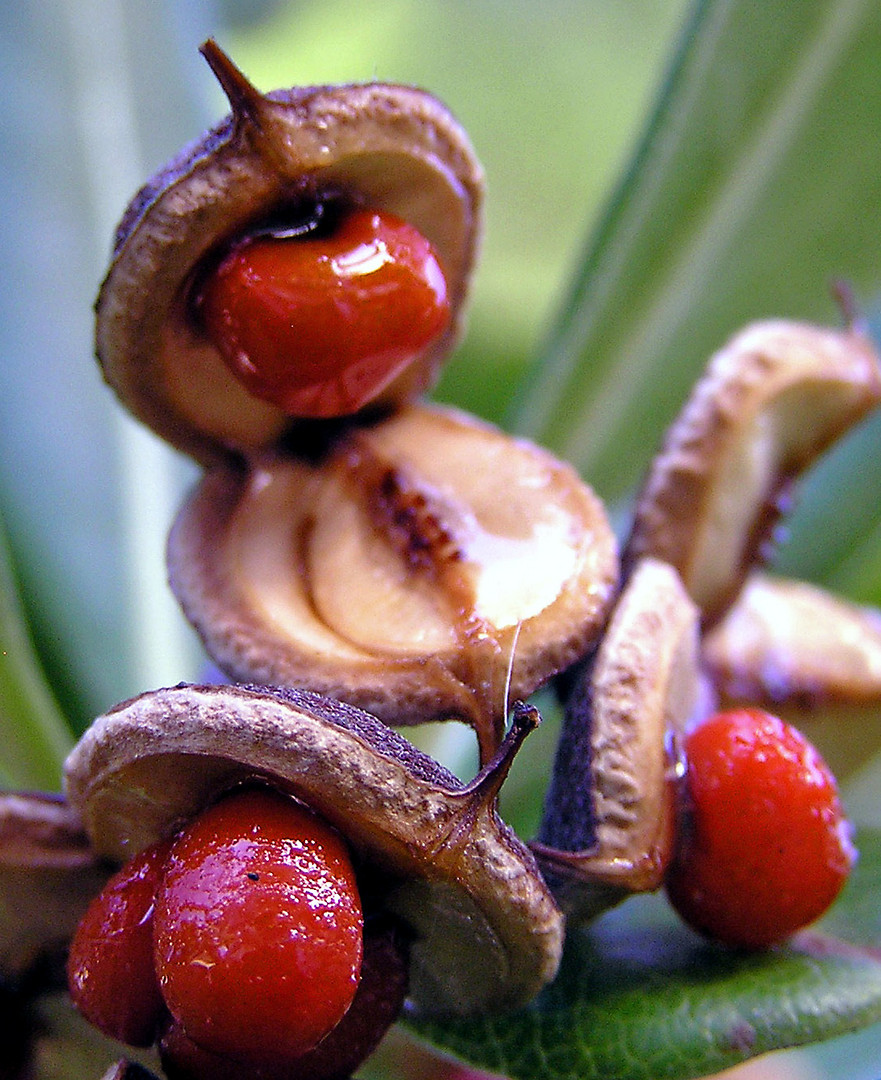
left=153, top=787, right=363, bottom=1065
left=665, top=709, right=855, bottom=949
left=197, top=208, right=450, bottom=418
left=67, top=838, right=171, bottom=1046
left=158, top=918, right=409, bottom=1080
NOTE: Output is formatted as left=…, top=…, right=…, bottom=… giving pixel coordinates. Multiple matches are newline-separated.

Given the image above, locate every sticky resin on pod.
left=166, top=403, right=619, bottom=763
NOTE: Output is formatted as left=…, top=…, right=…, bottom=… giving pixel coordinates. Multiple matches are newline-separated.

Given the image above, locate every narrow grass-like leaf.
left=0, top=1, right=206, bottom=730
left=0, top=516, right=72, bottom=790
left=512, top=0, right=881, bottom=524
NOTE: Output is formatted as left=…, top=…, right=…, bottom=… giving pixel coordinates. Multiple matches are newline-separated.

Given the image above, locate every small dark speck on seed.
left=247, top=872, right=259, bottom=881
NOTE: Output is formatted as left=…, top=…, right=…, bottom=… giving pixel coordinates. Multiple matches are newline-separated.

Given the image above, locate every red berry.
left=197, top=208, right=450, bottom=418
left=665, top=709, right=856, bottom=949
left=153, top=787, right=363, bottom=1065
left=158, top=918, right=409, bottom=1080
left=67, top=838, right=171, bottom=1046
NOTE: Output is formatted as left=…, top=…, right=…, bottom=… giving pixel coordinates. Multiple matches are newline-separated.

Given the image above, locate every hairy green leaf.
left=409, top=830, right=881, bottom=1080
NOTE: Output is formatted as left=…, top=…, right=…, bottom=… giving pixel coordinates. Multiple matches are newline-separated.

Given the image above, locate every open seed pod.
left=0, top=792, right=109, bottom=982
left=168, top=402, right=619, bottom=763
left=63, top=683, right=564, bottom=1018
left=534, top=558, right=701, bottom=922
left=95, top=41, right=483, bottom=464
left=704, top=572, right=881, bottom=710
left=625, top=320, right=881, bottom=625
left=703, top=572, right=881, bottom=775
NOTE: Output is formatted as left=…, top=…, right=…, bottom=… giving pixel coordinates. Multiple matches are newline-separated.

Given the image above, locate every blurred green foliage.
left=3, top=1, right=881, bottom=1077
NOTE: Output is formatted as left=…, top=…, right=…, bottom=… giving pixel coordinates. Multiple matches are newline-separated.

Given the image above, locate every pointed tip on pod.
left=95, top=46, right=484, bottom=465
left=63, top=683, right=563, bottom=1017
left=199, top=39, right=267, bottom=134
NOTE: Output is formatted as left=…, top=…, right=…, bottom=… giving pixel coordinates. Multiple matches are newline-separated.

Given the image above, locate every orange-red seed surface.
left=67, top=838, right=171, bottom=1046
left=198, top=208, right=450, bottom=418
left=153, top=787, right=364, bottom=1064
left=665, top=709, right=855, bottom=949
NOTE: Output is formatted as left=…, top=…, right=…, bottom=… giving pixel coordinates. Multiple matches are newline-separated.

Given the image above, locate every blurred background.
left=2, top=1, right=881, bottom=1077
left=0, top=0, right=693, bottom=731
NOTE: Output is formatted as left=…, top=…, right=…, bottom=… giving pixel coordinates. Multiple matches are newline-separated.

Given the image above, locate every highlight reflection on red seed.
left=153, top=787, right=363, bottom=1064
left=198, top=208, right=451, bottom=418
left=665, top=708, right=855, bottom=949
left=67, top=838, right=171, bottom=1046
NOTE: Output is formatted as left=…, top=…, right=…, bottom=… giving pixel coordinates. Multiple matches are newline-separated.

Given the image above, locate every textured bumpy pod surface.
left=167, top=403, right=619, bottom=762
left=535, top=558, right=701, bottom=921
left=95, top=42, right=483, bottom=464
left=63, top=683, right=564, bottom=1017
left=625, top=320, right=881, bottom=624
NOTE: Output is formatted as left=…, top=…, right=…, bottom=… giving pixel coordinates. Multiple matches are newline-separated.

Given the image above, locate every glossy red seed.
left=665, top=708, right=855, bottom=949
left=67, top=838, right=171, bottom=1046
left=153, top=787, right=363, bottom=1065
left=198, top=208, right=450, bottom=418
left=158, top=918, right=409, bottom=1080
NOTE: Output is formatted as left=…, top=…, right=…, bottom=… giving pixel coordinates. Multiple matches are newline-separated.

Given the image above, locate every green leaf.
left=512, top=0, right=881, bottom=521
left=0, top=514, right=73, bottom=790
left=0, top=1, right=207, bottom=730
left=408, top=830, right=881, bottom=1080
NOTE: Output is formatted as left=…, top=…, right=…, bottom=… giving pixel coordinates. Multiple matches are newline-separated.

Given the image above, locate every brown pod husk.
left=63, top=683, right=563, bottom=1018
left=0, top=791, right=110, bottom=981
left=625, top=320, right=881, bottom=625
left=95, top=41, right=483, bottom=465
left=703, top=571, right=881, bottom=776
left=704, top=572, right=881, bottom=710
left=167, top=402, right=619, bottom=763
left=534, top=558, right=701, bottom=922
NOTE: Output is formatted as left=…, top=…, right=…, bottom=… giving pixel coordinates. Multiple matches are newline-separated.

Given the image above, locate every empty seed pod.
left=0, top=792, right=109, bottom=981
left=625, top=320, right=881, bottom=624
left=703, top=572, right=881, bottom=775
left=534, top=558, right=701, bottom=922
left=167, top=402, right=619, bottom=762
left=63, top=683, right=564, bottom=1018
left=704, top=573, right=881, bottom=710
left=96, top=41, right=483, bottom=464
